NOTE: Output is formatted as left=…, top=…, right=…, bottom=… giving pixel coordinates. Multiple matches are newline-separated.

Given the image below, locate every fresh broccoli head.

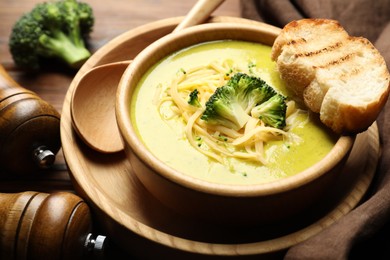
left=201, top=72, right=286, bottom=130
left=251, top=94, right=287, bottom=129
left=188, top=89, right=201, bottom=107
left=201, top=84, right=251, bottom=130
left=9, top=0, right=94, bottom=69
left=227, top=73, right=277, bottom=113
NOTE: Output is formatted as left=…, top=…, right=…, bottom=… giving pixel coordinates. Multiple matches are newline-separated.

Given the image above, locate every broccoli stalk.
left=251, top=94, right=287, bottom=129
left=9, top=0, right=94, bottom=70
left=201, top=72, right=286, bottom=130
left=38, top=30, right=91, bottom=68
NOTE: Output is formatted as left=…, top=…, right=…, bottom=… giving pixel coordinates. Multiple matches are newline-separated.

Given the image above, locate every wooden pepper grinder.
left=0, top=64, right=61, bottom=174
left=0, top=191, right=106, bottom=259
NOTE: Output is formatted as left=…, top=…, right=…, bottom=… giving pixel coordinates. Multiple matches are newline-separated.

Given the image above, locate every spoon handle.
left=173, top=0, right=225, bottom=32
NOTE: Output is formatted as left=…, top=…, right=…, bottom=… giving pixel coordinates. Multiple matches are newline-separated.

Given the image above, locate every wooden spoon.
left=71, top=61, right=130, bottom=153
left=70, top=0, right=224, bottom=153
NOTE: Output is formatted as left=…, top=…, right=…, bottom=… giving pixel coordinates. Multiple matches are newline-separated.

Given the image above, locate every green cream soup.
left=131, top=40, right=337, bottom=185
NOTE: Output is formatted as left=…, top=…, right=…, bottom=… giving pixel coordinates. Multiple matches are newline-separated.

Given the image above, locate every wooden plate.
left=60, top=17, right=380, bottom=259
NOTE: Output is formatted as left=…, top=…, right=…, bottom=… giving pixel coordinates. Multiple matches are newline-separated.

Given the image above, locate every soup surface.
left=131, top=40, right=337, bottom=185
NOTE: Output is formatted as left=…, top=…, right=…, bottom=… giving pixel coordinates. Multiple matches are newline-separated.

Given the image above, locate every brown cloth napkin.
left=240, top=0, right=390, bottom=259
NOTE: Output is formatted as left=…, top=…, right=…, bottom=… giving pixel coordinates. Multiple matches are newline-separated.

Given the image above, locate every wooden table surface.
left=0, top=0, right=241, bottom=193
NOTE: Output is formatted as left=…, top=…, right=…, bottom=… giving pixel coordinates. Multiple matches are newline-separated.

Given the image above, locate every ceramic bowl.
left=116, top=22, right=354, bottom=225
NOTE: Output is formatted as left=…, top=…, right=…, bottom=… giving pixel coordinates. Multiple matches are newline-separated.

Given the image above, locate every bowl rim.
left=116, top=22, right=355, bottom=197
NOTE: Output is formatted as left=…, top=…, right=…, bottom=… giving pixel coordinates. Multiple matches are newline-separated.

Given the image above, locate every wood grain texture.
left=0, top=64, right=61, bottom=175
left=0, top=192, right=92, bottom=260
left=70, top=61, right=130, bottom=153
left=173, top=0, right=225, bottom=32
left=61, top=17, right=380, bottom=258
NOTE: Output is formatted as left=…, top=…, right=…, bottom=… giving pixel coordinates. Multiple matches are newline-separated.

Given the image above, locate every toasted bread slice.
left=271, top=19, right=390, bottom=134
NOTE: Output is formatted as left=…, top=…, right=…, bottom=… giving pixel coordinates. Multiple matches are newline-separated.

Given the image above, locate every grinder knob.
left=33, top=145, right=56, bottom=168
left=0, top=191, right=106, bottom=259
left=0, top=64, right=61, bottom=175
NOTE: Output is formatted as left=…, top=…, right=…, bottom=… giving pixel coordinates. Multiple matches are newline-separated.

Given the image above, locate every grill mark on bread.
left=286, top=38, right=306, bottom=46
left=294, top=41, right=343, bottom=58
left=316, top=52, right=357, bottom=69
